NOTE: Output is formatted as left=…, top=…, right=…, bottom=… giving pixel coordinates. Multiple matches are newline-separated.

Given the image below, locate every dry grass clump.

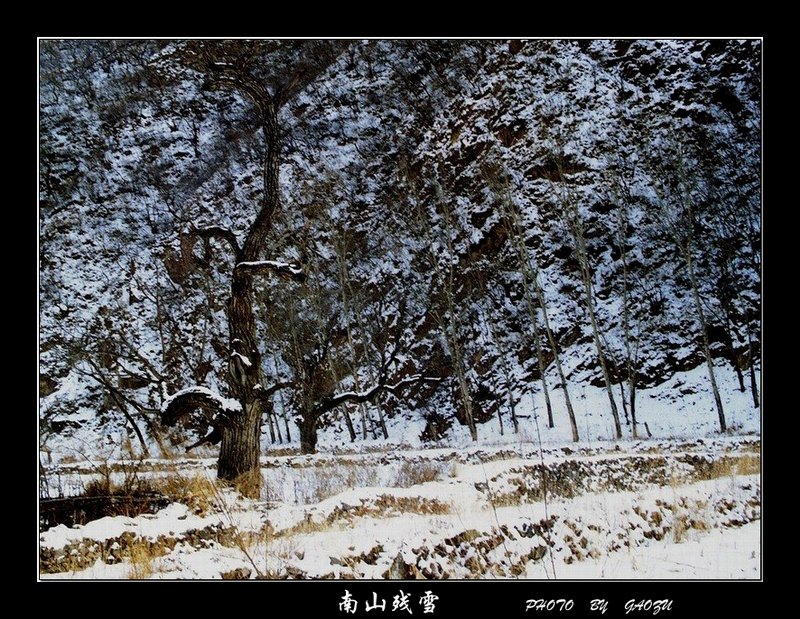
left=683, top=453, right=761, bottom=481
left=394, top=460, right=445, bottom=487
left=150, top=473, right=219, bottom=515
left=126, top=537, right=161, bottom=579
left=373, top=494, right=450, bottom=515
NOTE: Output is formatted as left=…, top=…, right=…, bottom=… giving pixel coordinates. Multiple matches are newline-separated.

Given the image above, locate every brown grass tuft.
left=126, top=538, right=159, bottom=579
left=228, top=469, right=264, bottom=499
left=150, top=474, right=218, bottom=515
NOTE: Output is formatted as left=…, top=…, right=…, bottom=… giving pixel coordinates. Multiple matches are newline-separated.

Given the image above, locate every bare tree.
left=553, top=156, right=622, bottom=440
left=413, top=183, right=478, bottom=442
left=158, top=41, right=346, bottom=495
left=492, top=176, right=579, bottom=441
left=480, top=279, right=519, bottom=434
left=701, top=136, right=761, bottom=410
left=648, top=141, right=727, bottom=433
left=281, top=287, right=439, bottom=454
left=604, top=163, right=642, bottom=439
left=332, top=218, right=385, bottom=441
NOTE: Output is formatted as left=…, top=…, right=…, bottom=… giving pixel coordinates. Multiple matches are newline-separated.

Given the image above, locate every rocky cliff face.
left=39, top=39, right=761, bottom=454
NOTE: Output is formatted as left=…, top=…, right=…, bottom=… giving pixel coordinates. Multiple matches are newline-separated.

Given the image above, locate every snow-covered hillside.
left=39, top=39, right=760, bottom=459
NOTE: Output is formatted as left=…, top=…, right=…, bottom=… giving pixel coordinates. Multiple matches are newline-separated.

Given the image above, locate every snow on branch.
left=234, top=260, right=305, bottom=280
left=161, top=386, right=242, bottom=427
left=316, top=375, right=442, bottom=416
left=161, top=386, right=244, bottom=453
left=231, top=351, right=252, bottom=368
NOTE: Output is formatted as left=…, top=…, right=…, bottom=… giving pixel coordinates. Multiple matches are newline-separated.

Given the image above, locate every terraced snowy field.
left=39, top=436, right=760, bottom=579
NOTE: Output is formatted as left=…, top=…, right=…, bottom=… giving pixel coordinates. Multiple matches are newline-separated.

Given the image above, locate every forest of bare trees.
left=40, top=39, right=761, bottom=496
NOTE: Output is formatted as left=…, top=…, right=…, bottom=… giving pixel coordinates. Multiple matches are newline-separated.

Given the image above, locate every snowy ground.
left=40, top=435, right=760, bottom=580
left=312, top=363, right=761, bottom=452
left=39, top=365, right=760, bottom=579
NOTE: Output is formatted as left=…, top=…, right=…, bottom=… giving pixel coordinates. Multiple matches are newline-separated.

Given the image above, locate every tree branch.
left=160, top=386, right=242, bottom=428
left=314, top=375, right=442, bottom=417
left=233, top=260, right=305, bottom=281
left=189, top=225, right=241, bottom=257
left=206, top=65, right=273, bottom=114
left=78, top=360, right=151, bottom=455
left=254, top=381, right=294, bottom=400
left=186, top=427, right=222, bottom=452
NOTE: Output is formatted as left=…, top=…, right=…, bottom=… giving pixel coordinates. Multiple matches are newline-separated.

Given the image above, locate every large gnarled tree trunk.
left=221, top=100, right=282, bottom=482
left=159, top=43, right=326, bottom=496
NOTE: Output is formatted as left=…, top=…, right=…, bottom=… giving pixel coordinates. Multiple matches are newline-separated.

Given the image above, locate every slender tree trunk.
left=619, top=382, right=630, bottom=426
left=328, top=349, right=355, bottom=443
left=442, top=206, right=476, bottom=441
left=334, top=235, right=373, bottom=442
left=324, top=354, right=356, bottom=443
left=733, top=354, right=746, bottom=393
left=360, top=406, right=369, bottom=440
left=685, top=249, right=726, bottom=432
left=502, top=190, right=578, bottom=440
left=507, top=382, right=518, bottom=433
left=521, top=285, right=554, bottom=429
left=324, top=344, right=356, bottom=443
left=723, top=315, right=746, bottom=392
left=553, top=157, right=623, bottom=439
left=534, top=279, right=578, bottom=440
left=581, top=269, right=622, bottom=439
left=628, top=325, right=640, bottom=440
left=415, top=183, right=476, bottom=441
left=498, top=340, right=519, bottom=434
left=617, top=203, right=637, bottom=439
left=451, top=321, right=478, bottom=441
left=282, top=402, right=292, bottom=442
left=442, top=273, right=477, bottom=441
left=747, top=330, right=759, bottom=408
left=556, top=157, right=621, bottom=440
left=486, top=309, right=515, bottom=434
left=376, top=406, right=389, bottom=439
left=571, top=218, right=622, bottom=440
left=630, top=374, right=637, bottom=438
left=506, top=202, right=554, bottom=429
left=651, top=143, right=729, bottom=434
left=266, top=403, right=276, bottom=443
left=273, top=406, right=283, bottom=443
left=272, top=351, right=292, bottom=441
left=497, top=401, right=505, bottom=435
left=341, top=404, right=357, bottom=442
left=449, top=317, right=476, bottom=443
left=748, top=356, right=759, bottom=408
